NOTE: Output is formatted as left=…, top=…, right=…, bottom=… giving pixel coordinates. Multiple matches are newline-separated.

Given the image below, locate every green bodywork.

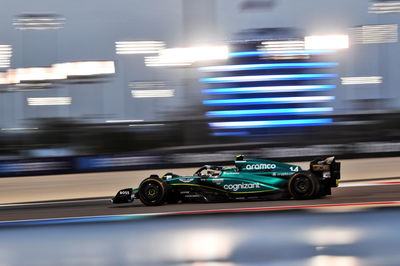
left=158, top=158, right=303, bottom=194
left=114, top=156, right=340, bottom=205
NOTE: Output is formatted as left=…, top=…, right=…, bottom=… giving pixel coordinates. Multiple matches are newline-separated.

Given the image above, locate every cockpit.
left=194, top=165, right=223, bottom=178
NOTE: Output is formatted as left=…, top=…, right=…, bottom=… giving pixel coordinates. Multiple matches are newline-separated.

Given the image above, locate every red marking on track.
left=167, top=201, right=400, bottom=215
left=375, top=181, right=400, bottom=185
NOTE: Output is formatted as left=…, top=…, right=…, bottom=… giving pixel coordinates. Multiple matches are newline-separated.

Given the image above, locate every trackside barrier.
left=1, top=141, right=400, bottom=177
left=0, top=157, right=74, bottom=177
left=75, top=155, right=164, bottom=172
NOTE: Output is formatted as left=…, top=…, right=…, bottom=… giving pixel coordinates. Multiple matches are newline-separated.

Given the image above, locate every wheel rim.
left=143, top=182, right=162, bottom=201
left=292, top=176, right=311, bottom=194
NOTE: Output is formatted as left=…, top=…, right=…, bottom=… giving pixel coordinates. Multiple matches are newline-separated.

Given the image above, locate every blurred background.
left=1, top=0, right=400, bottom=174
left=2, top=2, right=400, bottom=266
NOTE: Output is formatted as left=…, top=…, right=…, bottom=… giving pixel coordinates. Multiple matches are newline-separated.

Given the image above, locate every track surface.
left=1, top=183, right=399, bottom=222
left=1, top=161, right=399, bottom=266
left=2, top=157, right=400, bottom=205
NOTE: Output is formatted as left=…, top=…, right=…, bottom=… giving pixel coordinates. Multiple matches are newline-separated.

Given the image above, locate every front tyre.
left=138, top=176, right=168, bottom=206
left=288, top=171, right=320, bottom=200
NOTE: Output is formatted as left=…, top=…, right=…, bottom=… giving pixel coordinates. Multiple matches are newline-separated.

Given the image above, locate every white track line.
left=1, top=201, right=399, bottom=225
left=339, top=181, right=400, bottom=188
left=0, top=198, right=107, bottom=208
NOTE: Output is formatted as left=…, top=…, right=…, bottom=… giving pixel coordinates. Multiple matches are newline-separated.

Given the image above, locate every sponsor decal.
left=323, top=172, right=331, bottom=178
left=272, top=172, right=293, bottom=177
left=224, top=182, right=261, bottom=191
left=245, top=164, right=276, bottom=170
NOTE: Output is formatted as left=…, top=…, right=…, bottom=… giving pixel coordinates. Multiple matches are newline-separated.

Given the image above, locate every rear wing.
left=310, top=156, right=341, bottom=187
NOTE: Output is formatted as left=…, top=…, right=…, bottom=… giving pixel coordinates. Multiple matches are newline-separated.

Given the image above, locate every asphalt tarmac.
left=1, top=158, right=399, bottom=266
left=0, top=183, right=399, bottom=222
left=0, top=184, right=399, bottom=266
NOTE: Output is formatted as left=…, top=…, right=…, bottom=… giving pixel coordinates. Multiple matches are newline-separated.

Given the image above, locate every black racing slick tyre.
left=288, top=171, right=320, bottom=200
left=138, top=176, right=168, bottom=206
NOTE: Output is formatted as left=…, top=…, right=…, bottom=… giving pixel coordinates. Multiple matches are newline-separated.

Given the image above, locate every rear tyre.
left=288, top=171, right=320, bottom=200
left=138, top=176, right=168, bottom=206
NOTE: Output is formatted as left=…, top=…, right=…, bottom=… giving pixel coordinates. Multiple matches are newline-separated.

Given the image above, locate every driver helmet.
left=235, top=155, right=244, bottom=161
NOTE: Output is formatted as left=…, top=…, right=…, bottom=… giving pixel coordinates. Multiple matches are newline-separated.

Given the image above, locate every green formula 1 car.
left=112, top=155, right=341, bottom=206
